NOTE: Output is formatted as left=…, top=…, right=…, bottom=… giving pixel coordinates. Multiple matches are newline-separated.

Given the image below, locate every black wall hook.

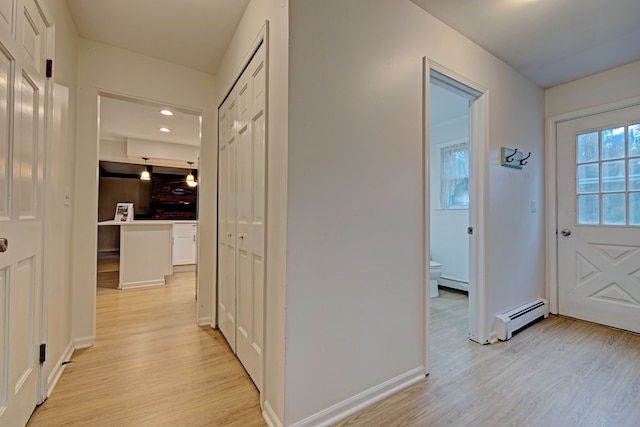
left=520, top=152, right=531, bottom=165
left=505, top=148, right=519, bottom=163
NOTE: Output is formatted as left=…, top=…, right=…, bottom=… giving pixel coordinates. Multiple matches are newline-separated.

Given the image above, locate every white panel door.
left=217, top=42, right=266, bottom=392
left=0, top=0, right=47, bottom=425
left=235, top=44, right=265, bottom=392
left=557, top=104, right=640, bottom=333
left=218, top=94, right=237, bottom=350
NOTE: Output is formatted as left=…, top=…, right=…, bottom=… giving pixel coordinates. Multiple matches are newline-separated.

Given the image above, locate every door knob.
left=560, top=229, right=571, bottom=237
left=0, top=238, right=6, bottom=252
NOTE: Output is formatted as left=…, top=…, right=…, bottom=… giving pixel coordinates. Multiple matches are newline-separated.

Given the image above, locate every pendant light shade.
left=186, top=162, right=197, bottom=187
left=141, top=157, right=151, bottom=181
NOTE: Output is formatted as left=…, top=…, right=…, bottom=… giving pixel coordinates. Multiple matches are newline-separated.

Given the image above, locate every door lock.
left=467, top=227, right=473, bottom=235
left=0, top=238, right=7, bottom=252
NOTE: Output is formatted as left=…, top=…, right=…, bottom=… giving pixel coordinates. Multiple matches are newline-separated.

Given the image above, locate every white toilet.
left=430, top=260, right=443, bottom=297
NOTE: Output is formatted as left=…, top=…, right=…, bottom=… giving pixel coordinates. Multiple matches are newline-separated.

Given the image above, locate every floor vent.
left=495, top=298, right=549, bottom=341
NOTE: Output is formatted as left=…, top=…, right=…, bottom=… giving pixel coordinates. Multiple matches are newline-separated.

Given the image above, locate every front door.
left=0, top=0, right=48, bottom=425
left=557, top=103, right=640, bottom=333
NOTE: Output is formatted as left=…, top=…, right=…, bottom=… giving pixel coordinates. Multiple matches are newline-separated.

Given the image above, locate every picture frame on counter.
left=114, top=203, right=134, bottom=222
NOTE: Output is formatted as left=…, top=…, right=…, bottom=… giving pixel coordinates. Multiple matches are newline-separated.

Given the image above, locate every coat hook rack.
left=501, top=147, right=531, bottom=170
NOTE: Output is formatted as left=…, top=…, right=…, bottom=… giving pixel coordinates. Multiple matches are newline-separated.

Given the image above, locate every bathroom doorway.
left=425, top=64, right=487, bottom=373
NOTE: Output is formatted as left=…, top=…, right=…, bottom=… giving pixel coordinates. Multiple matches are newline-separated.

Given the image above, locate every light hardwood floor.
left=336, top=288, right=640, bottom=426
left=28, top=272, right=266, bottom=427
left=28, top=283, right=640, bottom=426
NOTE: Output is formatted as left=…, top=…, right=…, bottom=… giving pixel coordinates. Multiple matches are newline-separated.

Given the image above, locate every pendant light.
left=186, top=162, right=197, bottom=187
left=140, top=157, right=151, bottom=181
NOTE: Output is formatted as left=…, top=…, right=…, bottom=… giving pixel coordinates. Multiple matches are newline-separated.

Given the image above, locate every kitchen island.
left=97, top=220, right=178, bottom=289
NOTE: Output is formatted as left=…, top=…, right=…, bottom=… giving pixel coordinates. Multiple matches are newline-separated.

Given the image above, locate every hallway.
left=28, top=272, right=265, bottom=426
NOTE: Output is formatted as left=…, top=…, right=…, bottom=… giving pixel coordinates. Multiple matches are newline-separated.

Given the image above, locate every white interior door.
left=0, top=0, right=47, bottom=424
left=217, top=42, right=266, bottom=391
left=218, top=94, right=237, bottom=351
left=557, top=104, right=640, bottom=333
left=234, top=44, right=265, bottom=391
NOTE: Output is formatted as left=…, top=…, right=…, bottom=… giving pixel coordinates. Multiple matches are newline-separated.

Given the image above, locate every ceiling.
left=66, top=0, right=640, bottom=146
left=66, top=0, right=251, bottom=75
left=66, top=0, right=251, bottom=156
left=100, top=96, right=200, bottom=146
left=411, top=0, right=640, bottom=88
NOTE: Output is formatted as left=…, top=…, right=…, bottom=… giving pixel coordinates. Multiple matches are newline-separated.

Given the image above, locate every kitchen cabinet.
left=173, top=222, right=197, bottom=265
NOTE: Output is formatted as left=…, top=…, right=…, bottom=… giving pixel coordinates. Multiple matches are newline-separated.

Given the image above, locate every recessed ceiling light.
left=160, top=109, right=174, bottom=116
left=160, top=127, right=171, bottom=133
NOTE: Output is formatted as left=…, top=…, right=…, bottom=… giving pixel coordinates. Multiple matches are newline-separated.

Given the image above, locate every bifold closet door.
left=218, top=94, right=237, bottom=350
left=217, top=42, right=266, bottom=391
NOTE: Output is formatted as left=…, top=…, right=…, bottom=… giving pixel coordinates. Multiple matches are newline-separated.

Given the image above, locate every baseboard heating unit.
left=495, top=298, right=549, bottom=341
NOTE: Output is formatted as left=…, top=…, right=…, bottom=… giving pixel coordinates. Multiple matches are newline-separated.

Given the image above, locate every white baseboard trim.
left=438, top=276, right=469, bottom=292
left=47, top=342, right=75, bottom=397
left=263, top=400, right=284, bottom=427
left=120, top=278, right=166, bottom=290
left=289, top=366, right=425, bottom=427
left=197, top=316, right=212, bottom=326
left=73, top=336, right=94, bottom=349
left=173, top=264, right=196, bottom=272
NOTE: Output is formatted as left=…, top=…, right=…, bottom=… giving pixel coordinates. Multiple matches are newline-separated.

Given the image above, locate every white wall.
left=546, top=60, right=640, bottom=117
left=285, top=0, right=544, bottom=424
left=42, top=0, right=79, bottom=393
left=213, top=0, right=289, bottom=423
left=72, top=40, right=216, bottom=344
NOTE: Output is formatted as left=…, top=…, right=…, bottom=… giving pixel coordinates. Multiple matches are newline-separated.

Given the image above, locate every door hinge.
left=46, top=59, right=53, bottom=78
left=39, top=343, right=46, bottom=363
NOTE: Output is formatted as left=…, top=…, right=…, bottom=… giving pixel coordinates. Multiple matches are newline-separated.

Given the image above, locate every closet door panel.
left=217, top=95, right=237, bottom=350
left=235, top=43, right=266, bottom=392
left=217, top=41, right=266, bottom=392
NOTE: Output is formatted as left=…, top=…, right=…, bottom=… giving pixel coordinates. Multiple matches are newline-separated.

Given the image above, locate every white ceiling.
left=100, top=96, right=201, bottom=146
left=66, top=0, right=250, bottom=75
left=66, top=0, right=251, bottom=152
left=411, top=0, right=640, bottom=88
left=67, top=0, right=640, bottom=146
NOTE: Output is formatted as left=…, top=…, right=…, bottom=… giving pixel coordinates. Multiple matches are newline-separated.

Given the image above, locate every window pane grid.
left=576, top=123, right=640, bottom=225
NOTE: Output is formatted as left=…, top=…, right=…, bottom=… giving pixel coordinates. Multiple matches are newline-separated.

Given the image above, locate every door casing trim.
left=546, top=95, right=640, bottom=314
left=423, top=59, right=490, bottom=374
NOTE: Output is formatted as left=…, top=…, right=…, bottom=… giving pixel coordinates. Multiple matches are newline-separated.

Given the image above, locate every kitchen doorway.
left=95, top=94, right=202, bottom=294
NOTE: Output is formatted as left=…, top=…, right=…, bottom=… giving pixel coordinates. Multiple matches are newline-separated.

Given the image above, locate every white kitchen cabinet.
left=173, top=222, right=197, bottom=265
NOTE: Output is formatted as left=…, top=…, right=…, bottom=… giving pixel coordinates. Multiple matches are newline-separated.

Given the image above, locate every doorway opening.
left=94, top=94, right=202, bottom=295
left=425, top=64, right=487, bottom=373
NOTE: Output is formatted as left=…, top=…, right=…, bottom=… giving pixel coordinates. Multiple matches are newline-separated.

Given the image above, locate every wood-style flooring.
left=96, top=252, right=120, bottom=289
left=28, top=283, right=640, bottom=426
left=27, top=272, right=266, bottom=427
left=336, top=288, right=640, bottom=426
